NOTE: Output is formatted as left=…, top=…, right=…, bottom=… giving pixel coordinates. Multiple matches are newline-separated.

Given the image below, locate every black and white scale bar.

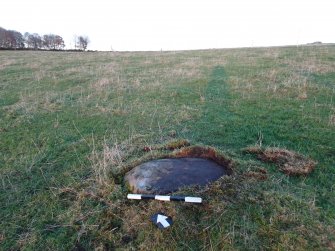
left=127, top=194, right=202, bottom=203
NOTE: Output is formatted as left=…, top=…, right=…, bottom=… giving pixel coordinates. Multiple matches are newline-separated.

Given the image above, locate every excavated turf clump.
left=244, top=146, right=317, bottom=176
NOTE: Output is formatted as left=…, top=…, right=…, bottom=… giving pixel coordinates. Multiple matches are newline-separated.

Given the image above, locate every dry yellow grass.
left=0, top=59, right=15, bottom=70
left=89, top=139, right=126, bottom=186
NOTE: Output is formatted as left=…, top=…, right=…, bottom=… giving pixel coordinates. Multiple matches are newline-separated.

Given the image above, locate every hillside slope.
left=0, top=45, right=334, bottom=250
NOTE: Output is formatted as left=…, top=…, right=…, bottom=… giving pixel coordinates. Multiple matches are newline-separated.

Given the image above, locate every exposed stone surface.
left=124, top=157, right=229, bottom=194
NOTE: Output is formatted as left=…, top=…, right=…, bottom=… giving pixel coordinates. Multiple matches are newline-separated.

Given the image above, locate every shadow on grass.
left=186, top=66, right=242, bottom=147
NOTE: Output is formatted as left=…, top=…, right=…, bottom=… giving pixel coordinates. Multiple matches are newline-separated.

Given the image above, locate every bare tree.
left=23, top=32, right=30, bottom=48
left=1, top=26, right=70, bottom=51
left=0, top=28, right=24, bottom=49
left=25, top=33, right=42, bottom=50
left=0, top=27, right=7, bottom=48
left=9, top=30, right=25, bottom=49
left=76, top=35, right=90, bottom=51
left=73, top=35, right=78, bottom=49
left=54, top=35, right=65, bottom=50
left=43, top=34, right=65, bottom=50
left=42, top=34, right=52, bottom=49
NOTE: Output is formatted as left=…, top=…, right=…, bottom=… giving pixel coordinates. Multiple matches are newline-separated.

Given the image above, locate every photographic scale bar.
left=127, top=194, right=202, bottom=203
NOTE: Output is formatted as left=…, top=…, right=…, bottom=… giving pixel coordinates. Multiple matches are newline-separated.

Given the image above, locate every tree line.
left=0, top=27, right=89, bottom=51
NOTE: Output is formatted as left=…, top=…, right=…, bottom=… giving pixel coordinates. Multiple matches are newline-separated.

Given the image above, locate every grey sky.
left=1, top=0, right=334, bottom=51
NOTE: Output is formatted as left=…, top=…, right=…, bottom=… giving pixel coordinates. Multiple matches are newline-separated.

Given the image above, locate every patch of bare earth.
left=244, top=146, right=317, bottom=176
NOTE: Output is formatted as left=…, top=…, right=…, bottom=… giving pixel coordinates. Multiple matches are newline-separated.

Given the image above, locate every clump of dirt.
left=245, top=171, right=267, bottom=180
left=243, top=146, right=317, bottom=176
left=244, top=167, right=268, bottom=181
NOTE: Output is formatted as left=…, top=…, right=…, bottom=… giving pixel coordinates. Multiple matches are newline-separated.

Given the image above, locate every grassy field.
left=0, top=45, right=334, bottom=250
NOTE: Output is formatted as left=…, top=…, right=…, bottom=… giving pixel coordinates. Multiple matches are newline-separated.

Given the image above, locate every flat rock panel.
left=125, top=158, right=229, bottom=194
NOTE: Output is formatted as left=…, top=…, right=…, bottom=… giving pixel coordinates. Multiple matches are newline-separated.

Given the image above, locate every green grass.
left=1, top=46, right=335, bottom=250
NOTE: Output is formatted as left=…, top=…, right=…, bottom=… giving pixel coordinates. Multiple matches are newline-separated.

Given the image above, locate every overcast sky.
left=1, top=0, right=334, bottom=51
